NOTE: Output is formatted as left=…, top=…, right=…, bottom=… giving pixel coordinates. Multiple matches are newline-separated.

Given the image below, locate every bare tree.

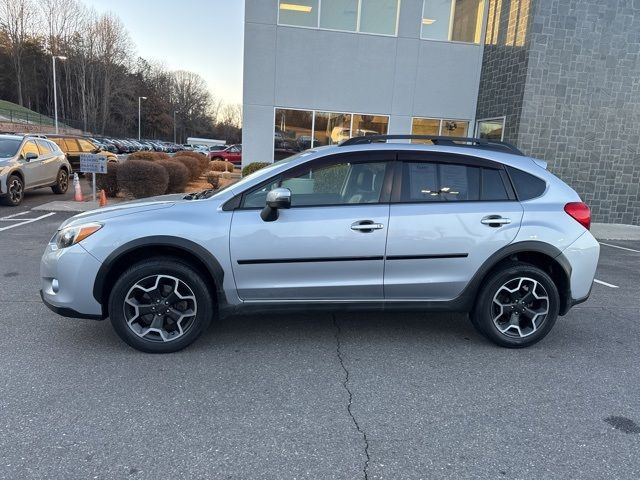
left=0, top=0, right=36, bottom=105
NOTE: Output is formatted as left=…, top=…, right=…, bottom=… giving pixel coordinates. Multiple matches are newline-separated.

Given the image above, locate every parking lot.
left=1, top=202, right=639, bottom=479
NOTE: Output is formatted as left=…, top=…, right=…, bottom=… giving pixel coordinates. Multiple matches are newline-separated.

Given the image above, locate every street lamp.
left=173, top=110, right=177, bottom=144
left=138, top=96, right=147, bottom=140
left=52, top=55, right=67, bottom=134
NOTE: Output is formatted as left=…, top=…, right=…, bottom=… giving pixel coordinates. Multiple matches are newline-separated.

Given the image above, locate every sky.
left=84, top=0, right=244, bottom=105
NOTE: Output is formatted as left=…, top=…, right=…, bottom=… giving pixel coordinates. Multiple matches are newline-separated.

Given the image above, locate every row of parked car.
left=89, top=137, right=184, bottom=155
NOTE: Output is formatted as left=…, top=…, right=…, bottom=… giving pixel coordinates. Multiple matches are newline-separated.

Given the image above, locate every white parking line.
left=594, top=279, right=619, bottom=289
left=0, top=212, right=56, bottom=232
left=600, top=242, right=640, bottom=254
left=0, top=211, right=31, bottom=221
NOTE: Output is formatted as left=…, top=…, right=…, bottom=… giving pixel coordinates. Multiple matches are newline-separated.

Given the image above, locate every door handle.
left=481, top=215, right=511, bottom=227
left=351, top=221, right=384, bottom=231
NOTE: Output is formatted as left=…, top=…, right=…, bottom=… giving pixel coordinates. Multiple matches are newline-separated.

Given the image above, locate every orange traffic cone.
left=99, top=189, right=107, bottom=207
left=73, top=173, right=84, bottom=202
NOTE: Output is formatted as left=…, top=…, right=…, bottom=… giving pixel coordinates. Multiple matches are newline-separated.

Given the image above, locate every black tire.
left=1, top=174, right=24, bottom=206
left=471, top=262, right=560, bottom=348
left=108, top=257, right=214, bottom=353
left=51, top=169, right=69, bottom=194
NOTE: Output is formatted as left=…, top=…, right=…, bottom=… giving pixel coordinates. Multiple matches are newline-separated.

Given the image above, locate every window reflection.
left=441, top=119, right=469, bottom=137
left=320, top=0, right=358, bottom=31
left=411, top=117, right=470, bottom=138
left=274, top=108, right=313, bottom=160
left=315, top=112, right=352, bottom=146
left=359, top=0, right=399, bottom=35
left=279, top=0, right=319, bottom=27
left=476, top=118, right=505, bottom=140
left=422, top=0, right=485, bottom=43
left=352, top=114, right=389, bottom=137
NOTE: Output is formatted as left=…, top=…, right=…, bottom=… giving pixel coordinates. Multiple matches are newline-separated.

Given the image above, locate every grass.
left=0, top=99, right=58, bottom=126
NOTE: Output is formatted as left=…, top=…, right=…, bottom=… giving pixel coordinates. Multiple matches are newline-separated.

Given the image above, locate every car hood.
left=59, top=194, right=187, bottom=228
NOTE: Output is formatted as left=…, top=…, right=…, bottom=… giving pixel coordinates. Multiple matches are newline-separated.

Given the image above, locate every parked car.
left=48, top=135, right=118, bottom=172
left=40, top=135, right=599, bottom=353
left=208, top=144, right=242, bottom=164
left=0, top=134, right=71, bottom=206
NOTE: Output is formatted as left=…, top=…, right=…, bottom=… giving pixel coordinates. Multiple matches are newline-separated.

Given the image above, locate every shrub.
left=174, top=150, right=208, bottom=175
left=127, top=151, right=159, bottom=161
left=210, top=160, right=234, bottom=173
left=154, top=152, right=170, bottom=160
left=118, top=159, right=169, bottom=199
left=156, top=159, right=190, bottom=193
left=173, top=155, right=201, bottom=181
left=206, top=171, right=220, bottom=189
left=96, top=162, right=120, bottom=197
left=242, top=162, right=270, bottom=177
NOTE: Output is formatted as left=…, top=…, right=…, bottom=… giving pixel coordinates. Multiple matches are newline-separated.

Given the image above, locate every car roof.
left=0, top=134, right=26, bottom=141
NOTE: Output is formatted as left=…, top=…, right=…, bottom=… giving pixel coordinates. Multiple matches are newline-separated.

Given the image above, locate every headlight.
left=55, top=222, right=103, bottom=249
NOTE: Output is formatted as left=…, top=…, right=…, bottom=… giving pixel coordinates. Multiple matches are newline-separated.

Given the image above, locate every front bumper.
left=40, top=242, right=105, bottom=319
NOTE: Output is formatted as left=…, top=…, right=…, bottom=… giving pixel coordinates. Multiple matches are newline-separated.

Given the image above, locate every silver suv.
left=40, top=136, right=600, bottom=353
left=0, top=134, right=71, bottom=206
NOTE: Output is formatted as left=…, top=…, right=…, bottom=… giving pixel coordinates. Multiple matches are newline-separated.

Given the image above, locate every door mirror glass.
left=25, top=152, right=38, bottom=161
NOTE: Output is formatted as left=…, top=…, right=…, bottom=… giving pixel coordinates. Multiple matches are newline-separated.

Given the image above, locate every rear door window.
left=506, top=166, right=547, bottom=200
left=401, top=162, right=480, bottom=202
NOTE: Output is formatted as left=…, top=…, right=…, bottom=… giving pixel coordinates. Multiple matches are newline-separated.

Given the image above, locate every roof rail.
left=339, top=135, right=524, bottom=156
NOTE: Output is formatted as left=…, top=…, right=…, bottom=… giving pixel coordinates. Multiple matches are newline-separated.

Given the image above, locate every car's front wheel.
left=51, top=169, right=69, bottom=194
left=2, top=174, right=24, bottom=206
left=108, top=258, right=214, bottom=353
left=471, top=263, right=560, bottom=348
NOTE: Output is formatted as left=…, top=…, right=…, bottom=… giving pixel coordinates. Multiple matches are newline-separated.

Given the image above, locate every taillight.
left=564, top=202, right=591, bottom=230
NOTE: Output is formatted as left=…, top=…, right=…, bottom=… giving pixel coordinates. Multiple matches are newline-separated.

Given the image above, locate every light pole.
left=52, top=55, right=67, bottom=134
left=173, top=110, right=177, bottom=144
left=138, top=96, right=147, bottom=140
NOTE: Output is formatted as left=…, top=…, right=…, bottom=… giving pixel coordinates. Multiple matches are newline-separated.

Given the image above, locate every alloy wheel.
left=58, top=171, right=68, bottom=191
left=123, top=275, right=198, bottom=343
left=491, top=277, right=550, bottom=338
left=8, top=178, right=23, bottom=204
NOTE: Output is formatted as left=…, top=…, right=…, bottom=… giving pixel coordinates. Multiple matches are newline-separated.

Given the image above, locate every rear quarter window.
left=507, top=166, right=547, bottom=200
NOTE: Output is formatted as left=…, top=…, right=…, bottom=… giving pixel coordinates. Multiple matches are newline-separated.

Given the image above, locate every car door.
left=61, top=138, right=81, bottom=171
left=226, top=146, right=241, bottom=164
left=35, top=139, right=59, bottom=183
left=384, top=151, right=524, bottom=300
left=229, top=151, right=393, bottom=301
left=18, top=140, right=46, bottom=187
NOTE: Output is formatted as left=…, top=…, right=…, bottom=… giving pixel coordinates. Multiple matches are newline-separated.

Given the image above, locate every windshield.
left=0, top=138, right=21, bottom=158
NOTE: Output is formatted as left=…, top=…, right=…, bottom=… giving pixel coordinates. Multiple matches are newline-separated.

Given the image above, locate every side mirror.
left=92, top=148, right=101, bottom=154
left=25, top=152, right=38, bottom=161
left=261, top=188, right=291, bottom=222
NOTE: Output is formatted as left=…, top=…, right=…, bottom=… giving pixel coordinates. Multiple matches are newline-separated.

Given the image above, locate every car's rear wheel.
left=2, top=174, right=24, bottom=206
left=108, top=258, right=214, bottom=353
left=51, top=169, right=69, bottom=194
left=471, top=263, right=560, bottom=348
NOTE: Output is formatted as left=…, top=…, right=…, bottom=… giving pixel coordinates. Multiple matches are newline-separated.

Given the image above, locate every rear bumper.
left=561, top=230, right=600, bottom=312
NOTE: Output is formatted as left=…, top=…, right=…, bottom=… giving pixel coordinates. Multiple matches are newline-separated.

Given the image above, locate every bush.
left=242, top=162, right=270, bottom=177
left=154, top=152, right=170, bottom=160
left=173, top=155, right=201, bottom=181
left=210, top=160, right=234, bottom=173
left=174, top=150, right=208, bottom=175
left=118, top=159, right=169, bottom=199
left=127, top=151, right=160, bottom=161
left=206, top=171, right=220, bottom=189
left=156, top=159, right=190, bottom=193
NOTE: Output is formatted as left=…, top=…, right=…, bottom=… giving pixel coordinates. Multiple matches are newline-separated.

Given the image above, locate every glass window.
left=422, top=0, right=484, bottom=43
left=0, top=138, right=22, bottom=158
left=20, top=140, right=39, bottom=159
left=401, top=162, right=480, bottom=202
left=506, top=166, right=547, bottom=200
left=352, top=114, right=389, bottom=137
left=78, top=139, right=97, bottom=153
left=320, top=0, right=358, bottom=31
left=274, top=109, right=312, bottom=159
left=477, top=118, right=505, bottom=140
left=35, top=139, right=52, bottom=155
left=440, top=120, right=469, bottom=137
left=359, top=0, right=399, bottom=35
left=243, top=160, right=388, bottom=208
left=279, top=0, right=319, bottom=27
left=315, top=112, right=352, bottom=146
left=481, top=168, right=509, bottom=200
left=411, top=118, right=441, bottom=143
left=60, top=138, right=80, bottom=152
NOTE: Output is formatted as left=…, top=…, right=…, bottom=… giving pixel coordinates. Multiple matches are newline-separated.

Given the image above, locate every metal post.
left=92, top=173, right=96, bottom=202
left=138, top=97, right=141, bottom=140
left=53, top=56, right=58, bottom=134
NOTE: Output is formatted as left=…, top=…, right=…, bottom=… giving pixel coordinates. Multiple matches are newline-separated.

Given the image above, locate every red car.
left=208, top=144, right=242, bottom=165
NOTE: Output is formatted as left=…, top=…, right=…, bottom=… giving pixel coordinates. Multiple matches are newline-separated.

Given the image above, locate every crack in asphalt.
left=333, top=315, right=371, bottom=480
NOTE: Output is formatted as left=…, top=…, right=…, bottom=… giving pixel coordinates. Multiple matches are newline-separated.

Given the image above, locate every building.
left=243, top=0, right=640, bottom=223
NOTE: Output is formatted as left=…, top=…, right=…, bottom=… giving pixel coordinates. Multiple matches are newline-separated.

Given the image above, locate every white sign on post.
left=80, top=154, right=108, bottom=202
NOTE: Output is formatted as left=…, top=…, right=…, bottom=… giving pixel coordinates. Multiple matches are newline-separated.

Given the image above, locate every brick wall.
left=477, top=0, right=640, bottom=224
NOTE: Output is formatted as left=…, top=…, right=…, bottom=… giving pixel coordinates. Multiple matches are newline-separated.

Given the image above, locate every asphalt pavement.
left=0, top=204, right=638, bottom=479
